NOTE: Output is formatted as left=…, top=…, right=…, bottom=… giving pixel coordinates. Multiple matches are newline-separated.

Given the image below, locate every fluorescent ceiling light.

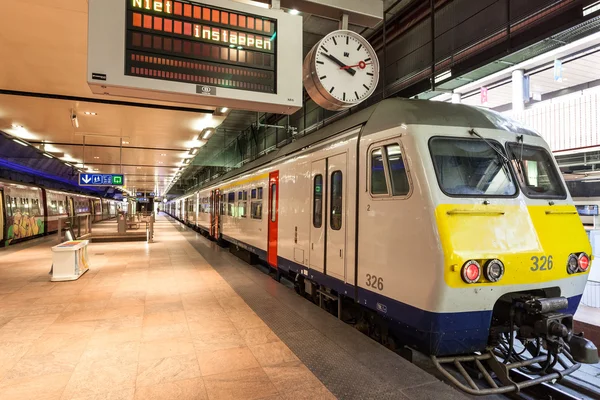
left=434, top=70, right=452, bottom=83
left=122, top=141, right=129, bottom=144
left=11, top=124, right=23, bottom=129
left=190, top=149, right=198, bottom=155
left=289, top=9, right=300, bottom=15
left=202, top=129, right=214, bottom=140
left=83, top=112, right=97, bottom=116
left=13, top=139, right=28, bottom=147
left=220, top=107, right=228, bottom=113
left=584, top=1, right=600, bottom=16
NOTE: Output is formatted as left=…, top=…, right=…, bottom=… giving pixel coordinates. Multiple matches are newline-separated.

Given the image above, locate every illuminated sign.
left=79, top=174, right=125, bottom=186
left=126, top=0, right=276, bottom=93
left=88, top=0, right=302, bottom=114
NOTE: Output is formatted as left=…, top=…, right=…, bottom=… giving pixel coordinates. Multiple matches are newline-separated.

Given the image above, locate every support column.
left=451, top=93, right=462, bottom=104
left=512, top=69, right=525, bottom=113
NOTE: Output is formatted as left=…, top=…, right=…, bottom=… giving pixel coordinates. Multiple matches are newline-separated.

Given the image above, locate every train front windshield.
left=506, top=143, right=567, bottom=199
left=429, top=137, right=517, bottom=196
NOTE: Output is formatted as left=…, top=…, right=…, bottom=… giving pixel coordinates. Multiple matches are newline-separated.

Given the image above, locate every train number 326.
left=366, top=274, right=384, bottom=290
left=530, top=255, right=553, bottom=271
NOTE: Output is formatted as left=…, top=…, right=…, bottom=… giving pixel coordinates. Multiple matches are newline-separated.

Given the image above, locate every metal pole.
left=382, top=7, right=387, bottom=99
left=120, top=138, right=123, bottom=174
left=339, top=14, right=349, bottom=30
left=82, top=135, right=86, bottom=170
left=430, top=0, right=435, bottom=91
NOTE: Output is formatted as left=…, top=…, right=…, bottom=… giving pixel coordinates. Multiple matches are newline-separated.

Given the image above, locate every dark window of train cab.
left=507, top=143, right=566, bottom=199
left=429, top=137, right=517, bottom=197
left=313, top=175, right=323, bottom=228
left=386, top=144, right=410, bottom=196
left=371, top=148, right=388, bottom=195
left=330, top=171, right=343, bottom=230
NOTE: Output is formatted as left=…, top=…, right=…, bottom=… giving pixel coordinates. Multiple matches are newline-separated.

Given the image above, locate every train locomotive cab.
left=411, top=108, right=598, bottom=392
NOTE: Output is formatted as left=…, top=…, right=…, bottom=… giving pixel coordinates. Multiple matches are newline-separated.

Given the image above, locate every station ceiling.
left=0, top=0, right=403, bottom=196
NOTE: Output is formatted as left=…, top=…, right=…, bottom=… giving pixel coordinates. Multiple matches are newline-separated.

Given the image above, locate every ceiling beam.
left=29, top=142, right=188, bottom=152
left=0, top=89, right=214, bottom=114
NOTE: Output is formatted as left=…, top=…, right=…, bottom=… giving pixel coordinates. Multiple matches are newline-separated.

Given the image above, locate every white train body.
left=169, top=99, right=591, bottom=356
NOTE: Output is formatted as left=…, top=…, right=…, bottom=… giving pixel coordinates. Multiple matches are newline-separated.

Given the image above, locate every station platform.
left=0, top=214, right=467, bottom=400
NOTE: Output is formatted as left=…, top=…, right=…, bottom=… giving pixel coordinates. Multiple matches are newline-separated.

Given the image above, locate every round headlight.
left=578, top=253, right=590, bottom=272
left=461, top=260, right=481, bottom=284
left=567, top=254, right=579, bottom=274
left=484, top=259, right=504, bottom=282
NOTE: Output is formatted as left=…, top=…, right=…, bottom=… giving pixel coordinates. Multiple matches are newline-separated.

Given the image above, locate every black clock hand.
left=321, top=52, right=356, bottom=76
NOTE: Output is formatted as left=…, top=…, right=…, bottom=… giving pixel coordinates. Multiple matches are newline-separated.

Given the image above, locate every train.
left=167, top=98, right=598, bottom=392
left=0, top=179, right=121, bottom=246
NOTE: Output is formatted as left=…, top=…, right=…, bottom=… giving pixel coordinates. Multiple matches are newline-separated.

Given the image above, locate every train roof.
left=181, top=99, right=537, bottom=196
left=364, top=98, right=538, bottom=137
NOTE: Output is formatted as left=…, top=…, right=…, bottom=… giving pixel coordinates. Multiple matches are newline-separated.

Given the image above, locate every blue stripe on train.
left=205, top=228, right=585, bottom=356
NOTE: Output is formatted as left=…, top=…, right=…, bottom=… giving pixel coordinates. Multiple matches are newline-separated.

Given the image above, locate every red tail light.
left=462, top=260, right=481, bottom=283
left=578, top=253, right=590, bottom=272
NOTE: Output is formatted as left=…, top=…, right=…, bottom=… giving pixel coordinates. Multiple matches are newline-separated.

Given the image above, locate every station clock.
left=303, top=30, right=380, bottom=111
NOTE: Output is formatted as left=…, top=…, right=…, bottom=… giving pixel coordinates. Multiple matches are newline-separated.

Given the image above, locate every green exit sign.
left=112, top=176, right=123, bottom=185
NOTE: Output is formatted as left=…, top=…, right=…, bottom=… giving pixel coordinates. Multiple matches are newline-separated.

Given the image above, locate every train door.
left=325, top=154, right=347, bottom=281
left=0, top=189, right=4, bottom=243
left=309, top=160, right=326, bottom=274
left=211, top=189, right=220, bottom=239
left=267, top=171, right=279, bottom=268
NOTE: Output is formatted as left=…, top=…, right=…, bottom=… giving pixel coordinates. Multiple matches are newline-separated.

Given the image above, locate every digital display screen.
left=126, top=0, right=277, bottom=93
left=576, top=205, right=599, bottom=216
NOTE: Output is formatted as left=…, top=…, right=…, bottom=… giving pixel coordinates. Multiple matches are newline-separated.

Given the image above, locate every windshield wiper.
left=468, top=129, right=509, bottom=164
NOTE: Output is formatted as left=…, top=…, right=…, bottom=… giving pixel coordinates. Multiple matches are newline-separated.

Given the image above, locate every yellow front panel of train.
left=435, top=204, right=591, bottom=287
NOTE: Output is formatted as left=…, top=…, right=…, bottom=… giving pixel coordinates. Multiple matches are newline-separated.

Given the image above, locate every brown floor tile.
left=263, top=361, right=325, bottom=393
left=0, top=371, right=72, bottom=400
left=238, top=327, right=281, bottom=347
left=136, top=353, right=201, bottom=387
left=0, top=217, right=330, bottom=400
left=62, top=361, right=138, bottom=399
left=142, top=310, right=187, bottom=327
left=133, top=377, right=208, bottom=400
left=141, top=323, right=190, bottom=342
left=193, top=329, right=246, bottom=354
left=203, top=367, right=279, bottom=400
left=139, top=337, right=196, bottom=361
left=249, top=341, right=299, bottom=367
left=67, top=387, right=135, bottom=400
left=198, top=346, right=260, bottom=376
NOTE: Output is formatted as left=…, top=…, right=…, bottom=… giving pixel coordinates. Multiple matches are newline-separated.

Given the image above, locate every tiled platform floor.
left=0, top=216, right=335, bottom=400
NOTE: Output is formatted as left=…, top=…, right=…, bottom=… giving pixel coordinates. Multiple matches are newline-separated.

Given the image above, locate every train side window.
left=386, top=144, right=410, bottom=196
left=330, top=171, right=343, bottom=230
left=32, top=199, right=41, bottom=215
left=371, top=148, right=388, bottom=195
left=251, top=188, right=257, bottom=199
left=257, top=187, right=263, bottom=200
left=313, top=174, right=323, bottom=228
left=270, top=183, right=277, bottom=222
left=251, top=200, right=262, bottom=219
left=6, top=195, right=12, bottom=216
left=227, top=192, right=235, bottom=216
left=243, top=190, right=247, bottom=201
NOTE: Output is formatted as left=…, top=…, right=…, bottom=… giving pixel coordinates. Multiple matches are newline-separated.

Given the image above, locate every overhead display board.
left=79, top=174, right=125, bottom=186
left=88, top=0, right=303, bottom=114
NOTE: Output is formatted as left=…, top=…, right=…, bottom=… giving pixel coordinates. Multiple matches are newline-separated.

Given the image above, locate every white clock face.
left=314, top=31, right=378, bottom=104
